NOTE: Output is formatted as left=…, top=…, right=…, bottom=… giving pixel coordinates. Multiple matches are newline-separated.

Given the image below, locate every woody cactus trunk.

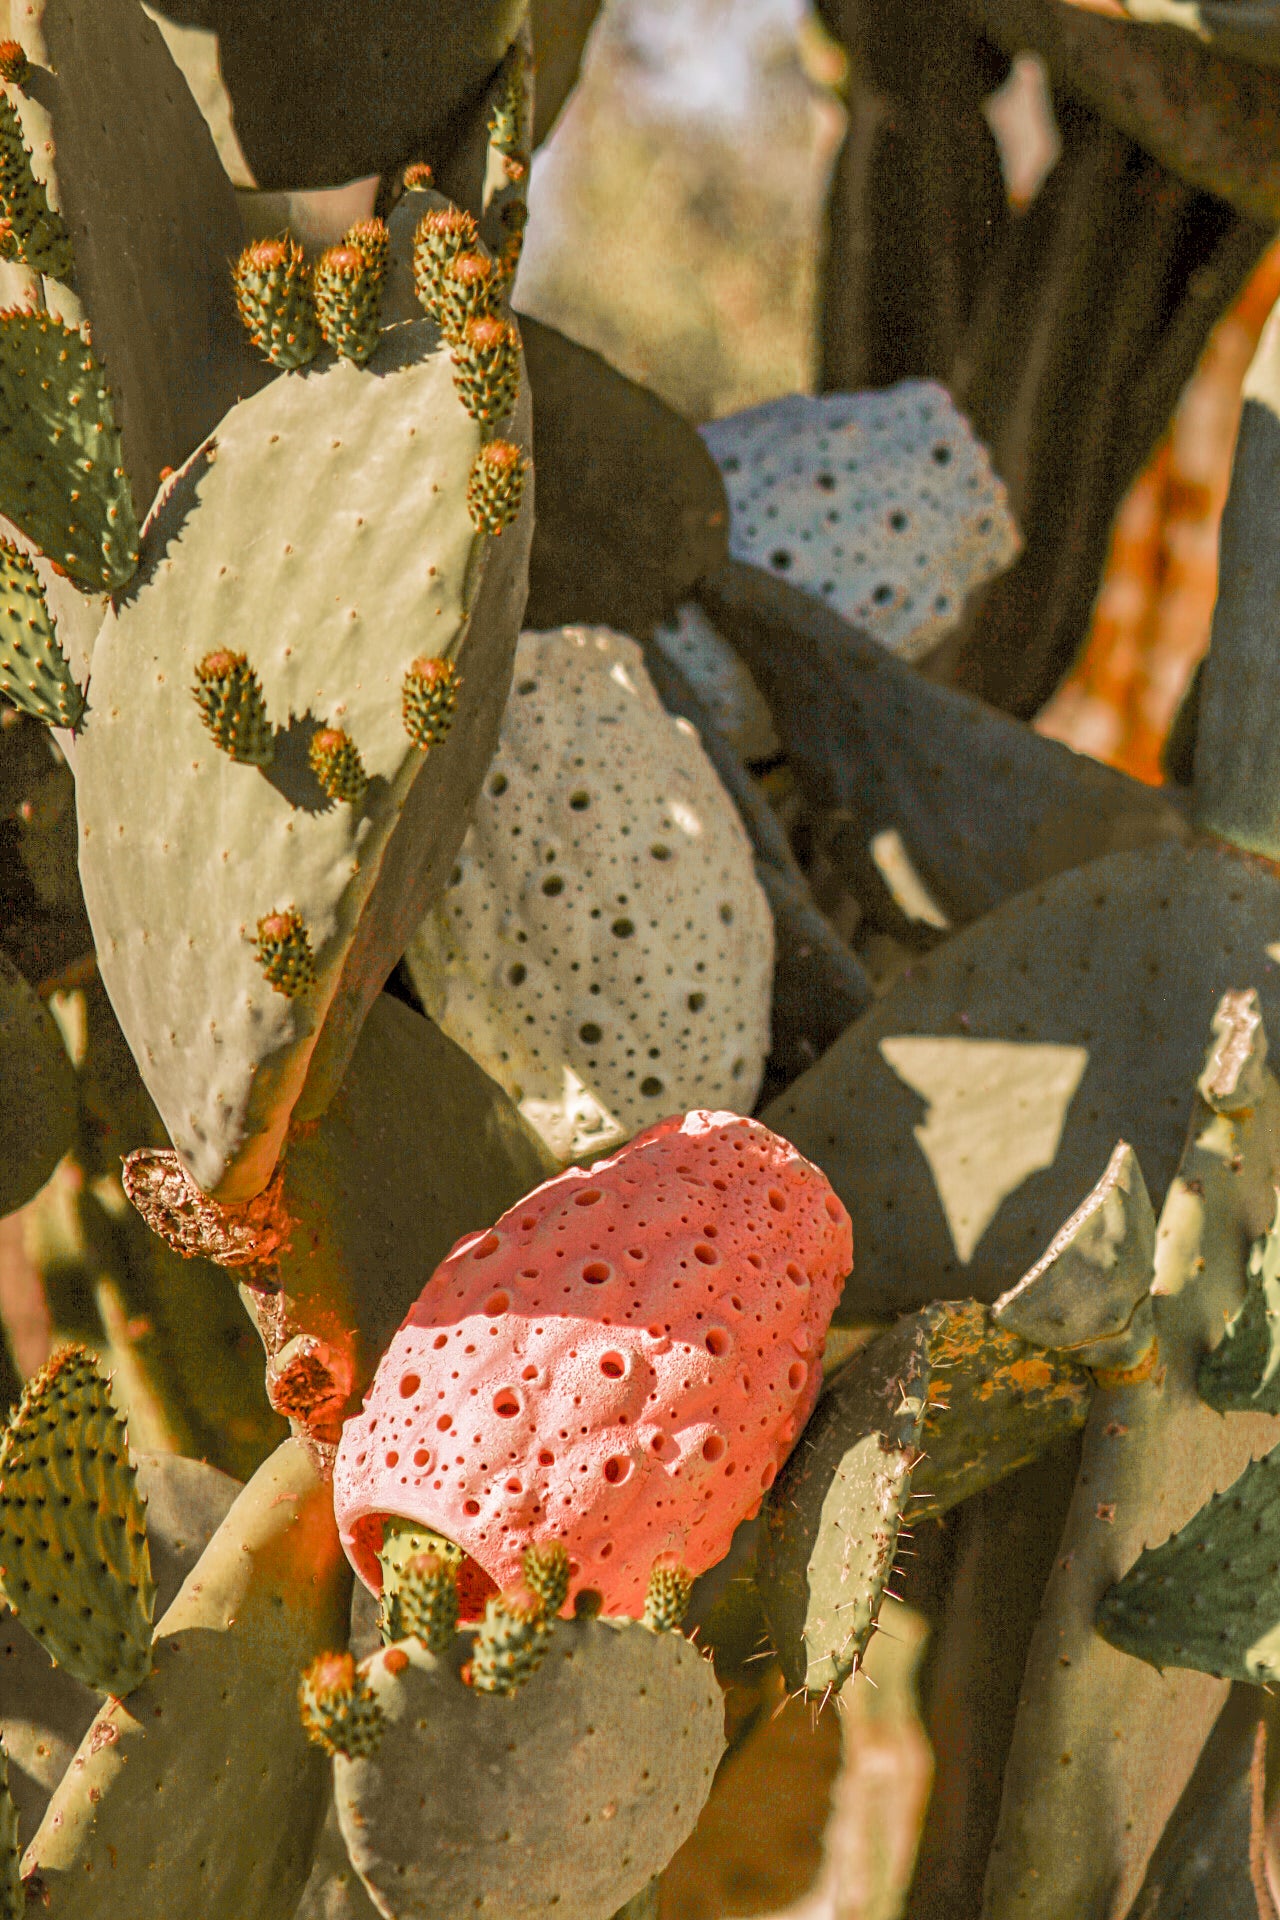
left=5, top=1, right=1280, bottom=1917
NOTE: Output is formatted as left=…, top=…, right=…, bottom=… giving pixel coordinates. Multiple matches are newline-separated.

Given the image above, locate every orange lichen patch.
left=121, top=1145, right=292, bottom=1273
left=1091, top=1338, right=1161, bottom=1391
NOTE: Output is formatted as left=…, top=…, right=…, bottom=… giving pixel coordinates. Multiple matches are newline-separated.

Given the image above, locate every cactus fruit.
left=330, top=1614, right=725, bottom=1920
left=643, top=1563, right=693, bottom=1633
left=24, top=1440, right=352, bottom=1920
left=308, top=726, right=368, bottom=806
left=343, top=217, right=390, bottom=278
left=405, top=625, right=774, bottom=1163
left=333, top=1111, right=851, bottom=1619
left=0, top=96, right=72, bottom=280
left=0, top=1346, right=155, bottom=1696
left=468, top=1591, right=550, bottom=1693
left=412, top=206, right=481, bottom=327
left=439, top=250, right=503, bottom=342
left=191, top=649, right=274, bottom=766
left=0, top=543, right=85, bottom=732
left=1199, top=1192, right=1280, bottom=1412
left=299, top=1651, right=386, bottom=1758
left=253, top=908, right=318, bottom=998
left=0, top=41, right=29, bottom=87
left=232, top=236, right=320, bottom=370
left=381, top=1551, right=460, bottom=1654
left=313, top=243, right=385, bottom=366
left=523, top=1540, right=571, bottom=1616
left=451, top=313, right=521, bottom=423
left=401, top=655, right=461, bottom=750
left=0, top=313, right=139, bottom=591
left=402, top=162, right=435, bottom=192
left=467, top=437, right=529, bottom=534
left=377, top=1514, right=494, bottom=1630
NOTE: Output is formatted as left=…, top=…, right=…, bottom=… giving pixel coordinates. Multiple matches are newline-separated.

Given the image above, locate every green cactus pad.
left=308, top=726, right=367, bottom=805
left=992, top=1140, right=1158, bottom=1376
left=643, top=1564, right=693, bottom=1633
left=0, top=1346, right=154, bottom=1696
left=0, top=94, right=71, bottom=279
left=1200, top=1193, right=1280, bottom=1414
left=232, top=236, right=319, bottom=370
left=523, top=1540, right=571, bottom=1617
left=191, top=648, right=274, bottom=765
left=757, top=1314, right=930, bottom=1697
left=468, top=1592, right=550, bottom=1694
left=10, top=0, right=265, bottom=512
left=767, top=841, right=1280, bottom=1319
left=0, top=949, right=74, bottom=1216
left=75, top=310, right=532, bottom=1202
left=467, top=437, right=528, bottom=535
left=451, top=314, right=521, bottom=423
left=983, top=991, right=1280, bottom=1920
left=1097, top=1445, right=1280, bottom=1682
left=25, top=1440, right=351, bottom=1920
left=383, top=1552, right=460, bottom=1653
left=0, top=313, right=138, bottom=591
left=299, top=1651, right=386, bottom=1759
left=333, top=1618, right=725, bottom=1920
left=0, top=1747, right=20, bottom=1920
left=313, top=244, right=384, bottom=367
left=0, top=542, right=85, bottom=730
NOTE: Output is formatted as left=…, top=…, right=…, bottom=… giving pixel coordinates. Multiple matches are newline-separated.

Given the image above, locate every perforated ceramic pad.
left=405, top=626, right=774, bottom=1162
left=700, top=384, right=1020, bottom=661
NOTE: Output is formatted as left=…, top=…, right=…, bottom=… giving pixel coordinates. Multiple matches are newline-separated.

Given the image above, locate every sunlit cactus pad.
left=75, top=315, right=532, bottom=1200
left=332, top=1618, right=725, bottom=1920
left=406, top=625, right=773, bottom=1161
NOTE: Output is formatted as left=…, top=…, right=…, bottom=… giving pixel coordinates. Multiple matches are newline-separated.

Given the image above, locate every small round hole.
left=385, top=1451, right=399, bottom=1468
left=600, top=1352, right=626, bottom=1380
left=825, top=1194, right=844, bottom=1222
left=522, top=1364, right=538, bottom=1381
left=464, top=1498, right=481, bottom=1515
left=538, top=1449, right=555, bottom=1466
left=603, top=1456, right=631, bottom=1484
left=575, top=1189, right=603, bottom=1207
left=569, top=789, right=590, bottom=810
left=583, top=1261, right=611, bottom=1285
left=432, top=1333, right=448, bottom=1350
left=542, top=875, right=565, bottom=897
left=472, top=1232, right=500, bottom=1259
left=399, top=1372, right=421, bottom=1398
left=785, top=1262, right=807, bottom=1287
left=437, top=1414, right=453, bottom=1432
left=788, top=1362, right=808, bottom=1393
left=705, top=1329, right=730, bottom=1358
left=640, top=1077, right=664, bottom=1098
left=413, top=1448, right=431, bottom=1468
left=494, top=1391, right=521, bottom=1419
left=484, top=1292, right=510, bottom=1317
left=578, top=1022, right=603, bottom=1045
left=693, top=1242, right=718, bottom=1266
left=767, top=1188, right=787, bottom=1213
left=702, top=1434, right=725, bottom=1463
left=600, top=1541, right=613, bottom=1558
left=611, top=917, right=635, bottom=938
left=760, top=1461, right=777, bottom=1490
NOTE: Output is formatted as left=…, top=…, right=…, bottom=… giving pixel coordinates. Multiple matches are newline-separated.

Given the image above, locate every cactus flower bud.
left=402, top=161, right=434, bottom=191
left=402, top=656, right=461, bottom=750
left=450, top=314, right=520, bottom=424
left=253, top=906, right=317, bottom=997
left=192, top=648, right=274, bottom=765
left=523, top=1541, right=572, bottom=1618
left=232, top=236, right=319, bottom=370
left=467, top=1593, right=549, bottom=1695
left=412, top=206, right=479, bottom=328
left=467, top=440, right=528, bottom=535
left=299, top=1650, right=385, bottom=1758
left=0, top=41, right=29, bottom=87
left=309, top=724, right=368, bottom=804
left=314, top=239, right=385, bottom=365
left=643, top=1562, right=694, bottom=1633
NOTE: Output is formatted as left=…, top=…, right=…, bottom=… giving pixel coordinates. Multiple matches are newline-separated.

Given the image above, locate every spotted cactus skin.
left=334, top=1111, right=851, bottom=1618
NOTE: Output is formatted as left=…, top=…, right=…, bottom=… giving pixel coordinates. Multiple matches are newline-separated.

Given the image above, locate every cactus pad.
left=191, top=649, right=274, bottom=766
left=0, top=95, right=71, bottom=279
left=0, top=542, right=85, bottom=731
left=334, top=1112, right=851, bottom=1619
left=468, top=437, right=528, bottom=534
left=0, top=1346, right=154, bottom=1696
left=468, top=1592, right=550, bottom=1694
left=332, top=1618, right=725, bottom=1920
left=0, top=312, right=138, bottom=590
left=405, top=625, right=774, bottom=1161
left=299, top=1651, right=386, bottom=1758
left=401, top=655, right=461, bottom=750
left=451, top=314, right=521, bottom=423
left=313, top=243, right=384, bottom=366
left=1200, top=1193, right=1280, bottom=1413
left=0, top=1747, right=19, bottom=1920
left=308, top=726, right=367, bottom=805
left=75, top=312, right=532, bottom=1201
left=643, top=1563, right=693, bottom=1632
left=232, top=236, right=319, bottom=370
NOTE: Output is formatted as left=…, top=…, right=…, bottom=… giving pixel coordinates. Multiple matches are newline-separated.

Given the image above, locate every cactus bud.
left=253, top=907, right=317, bottom=997
left=314, top=240, right=385, bottom=365
left=193, top=649, right=274, bottom=765
left=232, top=236, right=319, bottom=370
left=450, top=314, right=520, bottom=424
left=402, top=655, right=461, bottom=750
left=522, top=1540, right=571, bottom=1617
left=309, top=724, right=368, bottom=804
left=299, top=1650, right=385, bottom=1759
left=643, top=1562, right=693, bottom=1633
left=468, top=1592, right=549, bottom=1695
left=488, top=42, right=529, bottom=161
left=0, top=41, right=29, bottom=87
left=439, top=251, right=501, bottom=343
left=402, top=161, right=434, bottom=191
left=467, top=440, right=528, bottom=536
left=343, top=216, right=390, bottom=278
left=0, top=94, right=72, bottom=277
left=0, top=540, right=85, bottom=730
left=385, top=1552, right=460, bottom=1653
left=412, top=206, right=480, bottom=328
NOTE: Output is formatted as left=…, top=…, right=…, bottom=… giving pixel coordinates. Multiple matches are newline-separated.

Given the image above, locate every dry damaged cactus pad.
left=700, top=383, right=1020, bottom=662
left=334, top=1110, right=852, bottom=1616
left=406, top=625, right=774, bottom=1162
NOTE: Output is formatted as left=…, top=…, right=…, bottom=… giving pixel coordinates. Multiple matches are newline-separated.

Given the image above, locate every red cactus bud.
left=0, top=40, right=29, bottom=87
left=402, top=162, right=434, bottom=190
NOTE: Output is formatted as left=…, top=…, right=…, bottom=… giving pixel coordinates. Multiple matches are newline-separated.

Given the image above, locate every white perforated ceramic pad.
left=700, top=382, right=1021, bottom=661
left=405, top=626, right=774, bottom=1162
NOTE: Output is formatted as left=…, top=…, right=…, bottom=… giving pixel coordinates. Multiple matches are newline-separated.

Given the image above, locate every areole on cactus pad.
left=333, top=1111, right=852, bottom=1618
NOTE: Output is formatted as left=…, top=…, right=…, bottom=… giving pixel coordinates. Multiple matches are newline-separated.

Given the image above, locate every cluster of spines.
left=192, top=650, right=274, bottom=765
left=253, top=907, right=317, bottom=997
left=299, top=1651, right=386, bottom=1759
left=0, top=63, right=73, bottom=280
left=0, top=541, right=85, bottom=729
left=309, top=726, right=368, bottom=804
left=0, top=1345, right=155, bottom=1697
left=233, top=219, right=389, bottom=370
left=402, top=655, right=461, bottom=750
left=467, top=440, right=528, bottom=535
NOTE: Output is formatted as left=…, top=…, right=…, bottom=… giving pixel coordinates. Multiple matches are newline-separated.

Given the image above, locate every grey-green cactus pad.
left=334, top=1621, right=725, bottom=1920
left=1097, top=1445, right=1280, bottom=1683
left=767, top=841, right=1280, bottom=1319
left=25, top=1440, right=350, bottom=1920
left=0, top=951, right=73, bottom=1215
left=76, top=318, right=531, bottom=1201
left=1200, top=1193, right=1280, bottom=1413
